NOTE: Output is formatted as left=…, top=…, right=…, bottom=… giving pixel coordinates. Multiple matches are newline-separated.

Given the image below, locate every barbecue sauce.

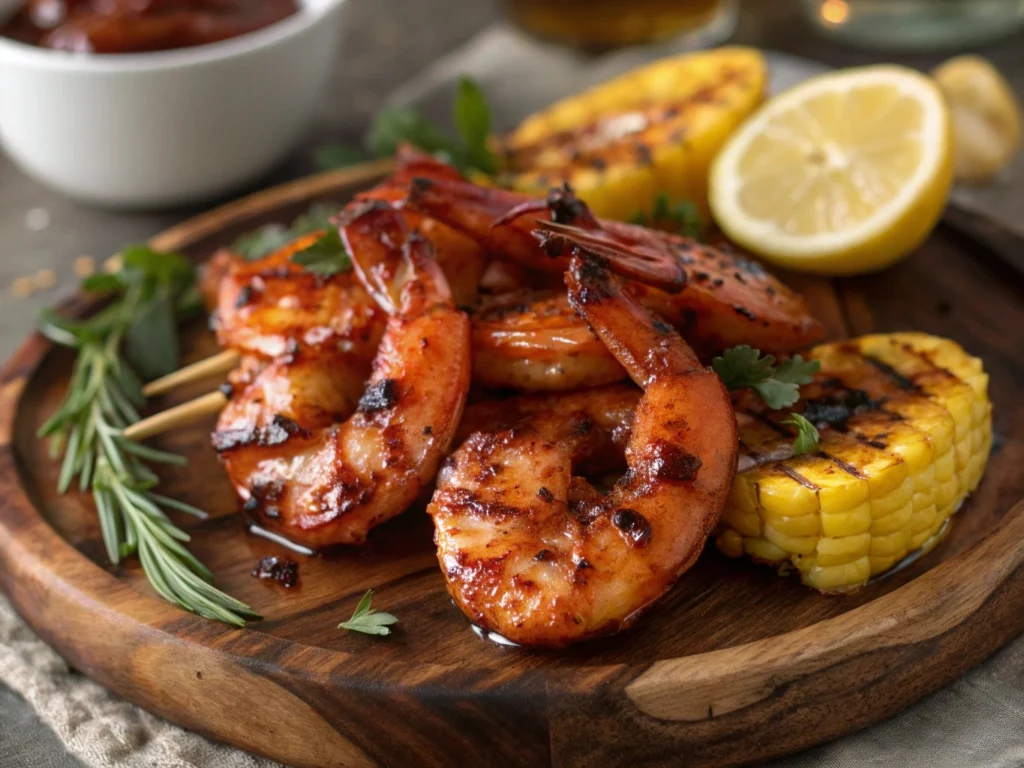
left=1, top=0, right=299, bottom=54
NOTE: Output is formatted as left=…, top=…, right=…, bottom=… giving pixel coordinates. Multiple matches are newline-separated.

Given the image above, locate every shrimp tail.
left=566, top=252, right=701, bottom=384
left=535, top=220, right=687, bottom=295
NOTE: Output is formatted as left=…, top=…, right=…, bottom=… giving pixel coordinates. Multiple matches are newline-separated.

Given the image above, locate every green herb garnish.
left=290, top=229, right=352, bottom=276
left=232, top=202, right=337, bottom=261
left=629, top=193, right=704, bottom=240
left=783, top=413, right=821, bottom=455
left=39, top=248, right=260, bottom=626
left=338, top=589, right=398, bottom=636
left=313, top=144, right=371, bottom=171
left=318, top=76, right=497, bottom=176
left=712, top=345, right=820, bottom=410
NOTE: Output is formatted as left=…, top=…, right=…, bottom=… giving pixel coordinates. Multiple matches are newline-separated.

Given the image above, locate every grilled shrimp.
left=209, top=230, right=388, bottom=361
left=429, top=243, right=738, bottom=646
left=205, top=160, right=484, bottom=362
left=213, top=202, right=471, bottom=548
left=472, top=288, right=626, bottom=391
left=405, top=176, right=822, bottom=356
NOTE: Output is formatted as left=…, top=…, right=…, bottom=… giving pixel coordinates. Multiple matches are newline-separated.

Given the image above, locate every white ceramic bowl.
left=0, top=0, right=346, bottom=207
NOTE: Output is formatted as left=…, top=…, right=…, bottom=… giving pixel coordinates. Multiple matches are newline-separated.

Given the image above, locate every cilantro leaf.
left=290, top=229, right=351, bottom=276
left=232, top=203, right=339, bottom=261
left=314, top=144, right=370, bottom=171
left=232, top=224, right=292, bottom=262
left=338, top=589, right=398, bottom=636
left=783, top=413, right=821, bottom=455
left=363, top=77, right=495, bottom=175
left=712, top=346, right=820, bottom=410
left=366, top=106, right=460, bottom=161
left=453, top=77, right=495, bottom=174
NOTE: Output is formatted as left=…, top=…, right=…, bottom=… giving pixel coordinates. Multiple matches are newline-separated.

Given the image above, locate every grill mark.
left=752, top=412, right=790, bottom=436
left=780, top=465, right=818, bottom=490
left=819, top=452, right=868, bottom=479
left=901, top=344, right=962, bottom=382
left=864, top=356, right=918, bottom=391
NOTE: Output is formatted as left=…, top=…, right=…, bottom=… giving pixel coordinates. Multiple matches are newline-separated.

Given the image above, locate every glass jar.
left=503, top=0, right=738, bottom=51
left=801, top=0, right=1024, bottom=51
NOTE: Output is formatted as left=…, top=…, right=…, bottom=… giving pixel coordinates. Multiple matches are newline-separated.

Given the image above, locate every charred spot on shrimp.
left=546, top=183, right=590, bottom=225
left=648, top=440, right=702, bottom=482
left=611, top=508, right=653, bottom=548
left=732, top=305, right=757, bottom=321
left=652, top=318, right=673, bottom=335
left=537, top=486, right=555, bottom=502
left=211, top=414, right=310, bottom=452
left=357, top=378, right=399, bottom=413
left=235, top=285, right=253, bottom=308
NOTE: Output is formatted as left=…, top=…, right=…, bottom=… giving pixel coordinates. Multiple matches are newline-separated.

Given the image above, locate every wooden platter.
left=1, top=161, right=1023, bottom=768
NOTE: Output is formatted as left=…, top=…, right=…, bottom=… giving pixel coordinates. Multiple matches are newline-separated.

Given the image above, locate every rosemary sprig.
left=39, top=248, right=260, bottom=626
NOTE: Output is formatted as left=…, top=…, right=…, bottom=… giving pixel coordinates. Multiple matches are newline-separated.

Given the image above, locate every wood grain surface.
left=1, top=162, right=1023, bottom=768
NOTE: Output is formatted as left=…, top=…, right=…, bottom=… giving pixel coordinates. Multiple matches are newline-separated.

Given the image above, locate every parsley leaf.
left=314, top=144, right=370, bottom=171
left=712, top=345, right=820, bottom=410
left=363, top=77, right=495, bottom=175
left=232, top=203, right=338, bottom=261
left=629, top=193, right=704, bottom=240
left=367, top=106, right=460, bottom=161
left=338, top=589, right=398, bottom=636
left=783, top=413, right=821, bottom=455
left=452, top=77, right=496, bottom=174
left=290, top=229, right=351, bottom=276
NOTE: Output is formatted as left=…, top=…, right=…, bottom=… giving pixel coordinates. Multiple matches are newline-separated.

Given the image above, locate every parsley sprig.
left=40, top=248, right=259, bottom=626
left=318, top=76, right=496, bottom=175
left=338, top=589, right=398, bottom=636
left=232, top=203, right=338, bottom=262
left=290, top=229, right=351, bottom=276
left=712, top=345, right=820, bottom=410
left=782, top=413, right=821, bottom=455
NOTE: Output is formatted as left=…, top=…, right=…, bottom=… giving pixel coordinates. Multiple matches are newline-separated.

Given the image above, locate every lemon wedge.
left=709, top=65, right=953, bottom=275
left=933, top=55, right=1022, bottom=184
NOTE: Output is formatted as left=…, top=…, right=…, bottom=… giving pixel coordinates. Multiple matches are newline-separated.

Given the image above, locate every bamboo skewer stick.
left=143, top=349, right=241, bottom=397
left=124, top=391, right=227, bottom=441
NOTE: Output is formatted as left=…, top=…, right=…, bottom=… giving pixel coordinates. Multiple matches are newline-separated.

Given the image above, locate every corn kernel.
left=745, top=537, right=788, bottom=563
left=763, top=524, right=818, bottom=555
left=715, top=528, right=744, bottom=558
left=815, top=533, right=871, bottom=566
left=805, top=558, right=871, bottom=592
left=821, top=501, right=872, bottom=537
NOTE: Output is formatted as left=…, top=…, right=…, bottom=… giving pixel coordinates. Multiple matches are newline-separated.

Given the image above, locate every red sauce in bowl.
left=0, top=0, right=300, bottom=53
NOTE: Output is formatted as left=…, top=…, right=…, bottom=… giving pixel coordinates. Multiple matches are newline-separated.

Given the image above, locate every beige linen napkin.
left=0, top=595, right=278, bottom=767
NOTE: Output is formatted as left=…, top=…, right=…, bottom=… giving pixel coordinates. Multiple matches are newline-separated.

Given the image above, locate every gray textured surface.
left=0, top=684, right=81, bottom=768
left=1, top=1, right=1023, bottom=766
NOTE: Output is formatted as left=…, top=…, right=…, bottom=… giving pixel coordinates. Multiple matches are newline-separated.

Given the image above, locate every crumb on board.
left=35, top=268, right=56, bottom=289
left=10, top=276, right=35, bottom=298
left=10, top=267, right=61, bottom=297
left=74, top=256, right=96, bottom=277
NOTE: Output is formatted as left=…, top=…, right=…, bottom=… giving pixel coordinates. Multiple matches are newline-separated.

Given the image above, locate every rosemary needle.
left=39, top=246, right=259, bottom=626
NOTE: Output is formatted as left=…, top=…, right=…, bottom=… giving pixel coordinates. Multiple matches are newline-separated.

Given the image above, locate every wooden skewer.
left=143, top=349, right=241, bottom=397
left=124, top=391, right=227, bottom=441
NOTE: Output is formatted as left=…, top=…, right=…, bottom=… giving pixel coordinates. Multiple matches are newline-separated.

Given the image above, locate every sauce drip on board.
left=0, top=0, right=300, bottom=54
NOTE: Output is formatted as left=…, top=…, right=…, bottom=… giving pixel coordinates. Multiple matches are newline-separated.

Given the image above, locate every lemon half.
left=709, top=65, right=953, bottom=275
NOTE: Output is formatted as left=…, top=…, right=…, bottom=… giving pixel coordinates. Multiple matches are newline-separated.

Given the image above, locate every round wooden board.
left=1, top=162, right=1023, bottom=768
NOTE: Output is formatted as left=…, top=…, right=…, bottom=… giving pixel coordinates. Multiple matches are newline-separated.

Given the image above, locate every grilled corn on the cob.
left=497, top=47, right=766, bottom=221
left=715, top=333, right=992, bottom=592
